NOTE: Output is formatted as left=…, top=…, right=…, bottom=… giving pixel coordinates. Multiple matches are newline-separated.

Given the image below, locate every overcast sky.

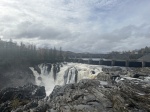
left=0, top=0, right=150, bottom=53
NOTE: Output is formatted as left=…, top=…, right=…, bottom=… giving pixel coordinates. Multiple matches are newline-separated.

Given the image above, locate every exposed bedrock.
left=0, top=76, right=150, bottom=112
left=0, top=67, right=35, bottom=90
left=0, top=65, right=150, bottom=112
left=0, top=83, right=46, bottom=112
left=34, top=65, right=41, bottom=74
left=48, top=78, right=150, bottom=112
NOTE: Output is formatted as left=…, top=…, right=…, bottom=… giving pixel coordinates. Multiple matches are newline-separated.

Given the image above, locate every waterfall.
left=30, top=63, right=102, bottom=96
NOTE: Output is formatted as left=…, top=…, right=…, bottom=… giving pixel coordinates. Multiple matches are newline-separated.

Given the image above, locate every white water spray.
left=30, top=63, right=102, bottom=96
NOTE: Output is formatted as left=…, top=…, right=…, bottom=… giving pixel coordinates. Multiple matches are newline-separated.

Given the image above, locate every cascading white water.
left=30, top=63, right=102, bottom=96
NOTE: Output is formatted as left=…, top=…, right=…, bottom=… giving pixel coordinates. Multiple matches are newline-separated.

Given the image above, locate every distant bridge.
left=68, top=58, right=150, bottom=67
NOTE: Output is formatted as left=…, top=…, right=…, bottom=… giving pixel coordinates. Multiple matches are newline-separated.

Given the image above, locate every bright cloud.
left=0, top=0, right=150, bottom=53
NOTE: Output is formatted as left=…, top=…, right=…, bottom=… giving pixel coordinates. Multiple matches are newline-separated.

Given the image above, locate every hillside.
left=67, top=47, right=150, bottom=61
left=138, top=53, right=150, bottom=61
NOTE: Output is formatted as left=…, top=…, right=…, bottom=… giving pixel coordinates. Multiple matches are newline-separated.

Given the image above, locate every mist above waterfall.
left=30, top=63, right=102, bottom=96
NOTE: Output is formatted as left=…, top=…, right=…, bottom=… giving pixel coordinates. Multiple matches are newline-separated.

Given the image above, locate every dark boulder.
left=91, top=70, right=95, bottom=74
left=34, top=65, right=41, bottom=74
left=47, top=63, right=52, bottom=74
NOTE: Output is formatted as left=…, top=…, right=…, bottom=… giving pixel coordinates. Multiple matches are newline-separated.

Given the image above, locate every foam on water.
left=30, top=63, right=102, bottom=96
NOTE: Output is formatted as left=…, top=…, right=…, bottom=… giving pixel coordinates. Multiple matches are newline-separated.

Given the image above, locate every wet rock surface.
left=0, top=66, right=150, bottom=112
left=0, top=83, right=46, bottom=112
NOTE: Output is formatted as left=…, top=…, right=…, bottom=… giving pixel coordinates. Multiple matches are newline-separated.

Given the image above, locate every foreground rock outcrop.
left=0, top=83, right=46, bottom=112
left=0, top=66, right=150, bottom=112
left=48, top=78, right=150, bottom=112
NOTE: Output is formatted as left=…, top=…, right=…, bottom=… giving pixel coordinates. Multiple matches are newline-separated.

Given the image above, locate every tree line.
left=0, top=39, right=68, bottom=72
left=68, top=46, right=150, bottom=60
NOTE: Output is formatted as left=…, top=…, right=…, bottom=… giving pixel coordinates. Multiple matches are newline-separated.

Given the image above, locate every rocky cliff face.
left=0, top=66, right=150, bottom=112
left=47, top=77, right=150, bottom=112
left=0, top=67, right=35, bottom=90
left=0, top=83, right=46, bottom=112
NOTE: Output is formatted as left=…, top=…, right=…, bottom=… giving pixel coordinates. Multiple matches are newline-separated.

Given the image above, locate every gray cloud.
left=15, top=22, right=71, bottom=40
left=0, top=0, right=150, bottom=53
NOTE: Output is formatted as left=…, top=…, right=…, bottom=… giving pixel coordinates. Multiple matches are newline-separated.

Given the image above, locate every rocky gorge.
left=0, top=63, right=150, bottom=112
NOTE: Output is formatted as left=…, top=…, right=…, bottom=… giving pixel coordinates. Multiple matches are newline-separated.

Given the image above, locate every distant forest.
left=0, top=39, right=150, bottom=72
left=0, top=39, right=68, bottom=72
left=68, top=47, right=150, bottom=60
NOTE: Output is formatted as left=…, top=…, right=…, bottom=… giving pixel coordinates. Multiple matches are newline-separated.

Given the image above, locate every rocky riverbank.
left=0, top=67, right=35, bottom=90
left=0, top=66, right=150, bottom=112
